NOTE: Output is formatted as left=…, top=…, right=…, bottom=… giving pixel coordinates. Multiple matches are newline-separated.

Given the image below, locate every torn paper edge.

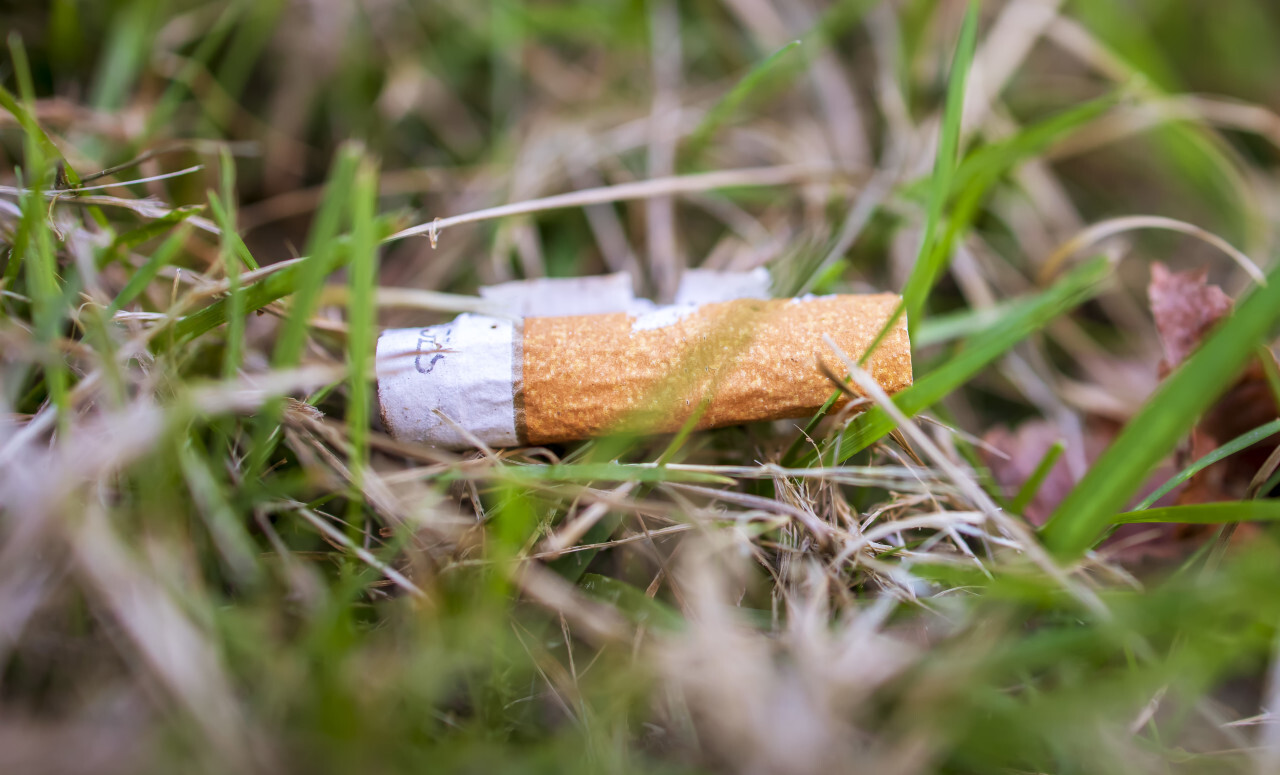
left=479, top=272, right=647, bottom=317
left=673, top=266, right=772, bottom=305
left=477, top=268, right=772, bottom=318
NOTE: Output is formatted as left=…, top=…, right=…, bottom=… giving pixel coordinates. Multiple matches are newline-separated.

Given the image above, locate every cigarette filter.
left=377, top=294, right=911, bottom=449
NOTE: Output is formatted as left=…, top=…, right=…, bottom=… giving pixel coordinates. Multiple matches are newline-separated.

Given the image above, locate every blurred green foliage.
left=4, top=1, right=1280, bottom=773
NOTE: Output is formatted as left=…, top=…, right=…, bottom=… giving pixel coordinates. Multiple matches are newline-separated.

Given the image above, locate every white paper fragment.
left=477, top=268, right=772, bottom=318
left=630, top=303, right=699, bottom=332
left=673, top=267, right=772, bottom=305
left=479, top=272, right=643, bottom=317
left=376, top=314, right=518, bottom=448
left=789, top=293, right=836, bottom=303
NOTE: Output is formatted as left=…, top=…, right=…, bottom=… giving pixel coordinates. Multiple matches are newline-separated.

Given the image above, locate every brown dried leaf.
left=1148, top=262, right=1233, bottom=370
left=1133, top=265, right=1276, bottom=557
left=1145, top=265, right=1279, bottom=503
left=1180, top=361, right=1280, bottom=504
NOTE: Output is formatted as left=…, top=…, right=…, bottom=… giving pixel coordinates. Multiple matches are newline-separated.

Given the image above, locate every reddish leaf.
left=1148, top=262, right=1233, bottom=371
left=982, top=419, right=1116, bottom=526
left=983, top=265, right=1275, bottom=564
left=1145, top=264, right=1279, bottom=503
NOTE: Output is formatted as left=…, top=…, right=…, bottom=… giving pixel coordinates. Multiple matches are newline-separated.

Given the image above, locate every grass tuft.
left=5, top=3, right=1280, bottom=773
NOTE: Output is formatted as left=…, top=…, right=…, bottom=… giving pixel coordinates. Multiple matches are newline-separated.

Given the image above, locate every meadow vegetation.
left=5, top=1, right=1280, bottom=772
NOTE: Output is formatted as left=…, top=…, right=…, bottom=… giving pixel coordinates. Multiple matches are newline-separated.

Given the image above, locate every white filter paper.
left=376, top=314, right=518, bottom=448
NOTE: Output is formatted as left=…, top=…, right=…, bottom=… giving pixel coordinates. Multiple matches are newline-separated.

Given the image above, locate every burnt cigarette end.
left=376, top=294, right=911, bottom=449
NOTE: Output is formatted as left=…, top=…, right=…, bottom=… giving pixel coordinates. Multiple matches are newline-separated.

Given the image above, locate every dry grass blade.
left=7, top=2, right=1280, bottom=772
left=0, top=164, right=205, bottom=196
left=821, top=334, right=1109, bottom=619
left=385, top=164, right=841, bottom=244
left=71, top=503, right=255, bottom=768
left=288, top=504, right=429, bottom=601
left=320, top=285, right=504, bottom=316
left=665, top=482, right=832, bottom=542
left=1047, top=95, right=1280, bottom=160
left=539, top=482, right=637, bottom=556
left=963, top=0, right=1065, bottom=134
left=645, top=0, right=683, bottom=301
left=1038, top=215, right=1266, bottom=286
left=514, top=563, right=630, bottom=644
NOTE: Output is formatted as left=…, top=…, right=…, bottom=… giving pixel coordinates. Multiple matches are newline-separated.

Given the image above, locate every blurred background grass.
left=5, top=1, right=1280, bottom=773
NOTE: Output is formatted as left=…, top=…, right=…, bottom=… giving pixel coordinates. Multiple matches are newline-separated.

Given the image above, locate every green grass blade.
left=880, top=93, right=1120, bottom=353
left=105, top=206, right=207, bottom=255
left=205, top=193, right=259, bottom=271
left=7, top=35, right=111, bottom=239
left=780, top=390, right=841, bottom=466
left=1042, top=261, right=1280, bottom=559
left=244, top=146, right=361, bottom=479
left=655, top=398, right=711, bottom=466
left=913, top=297, right=1029, bottom=348
left=345, top=154, right=380, bottom=530
left=9, top=37, right=72, bottom=429
left=179, top=440, right=262, bottom=586
left=208, top=190, right=245, bottom=377
left=212, top=1, right=284, bottom=108
left=1073, top=0, right=1260, bottom=248
left=273, top=145, right=361, bottom=368
left=3, top=176, right=34, bottom=286
left=683, top=40, right=801, bottom=164
left=1115, top=501, right=1280, bottom=525
left=1257, top=469, right=1280, bottom=501
left=144, top=1, right=244, bottom=139
left=789, top=98, right=1115, bottom=435
left=1012, top=440, right=1066, bottom=515
left=947, top=94, right=1119, bottom=200
left=90, top=0, right=160, bottom=111
left=680, top=0, right=880, bottom=171
left=783, top=3, right=980, bottom=461
left=806, top=256, right=1111, bottom=467
left=859, top=93, right=1115, bottom=363
left=898, top=0, right=978, bottom=334
left=0, top=45, right=75, bottom=183
left=48, top=0, right=84, bottom=75
left=1259, top=345, right=1280, bottom=410
left=868, top=41, right=1112, bottom=366
left=107, top=223, right=192, bottom=315
left=19, top=177, right=70, bottom=430
left=1132, top=418, right=1280, bottom=512
left=579, top=574, right=684, bottom=632
left=170, top=213, right=400, bottom=344
left=221, top=228, right=245, bottom=377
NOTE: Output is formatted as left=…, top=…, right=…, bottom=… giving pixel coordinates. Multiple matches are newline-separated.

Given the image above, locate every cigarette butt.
left=376, top=294, right=911, bottom=449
